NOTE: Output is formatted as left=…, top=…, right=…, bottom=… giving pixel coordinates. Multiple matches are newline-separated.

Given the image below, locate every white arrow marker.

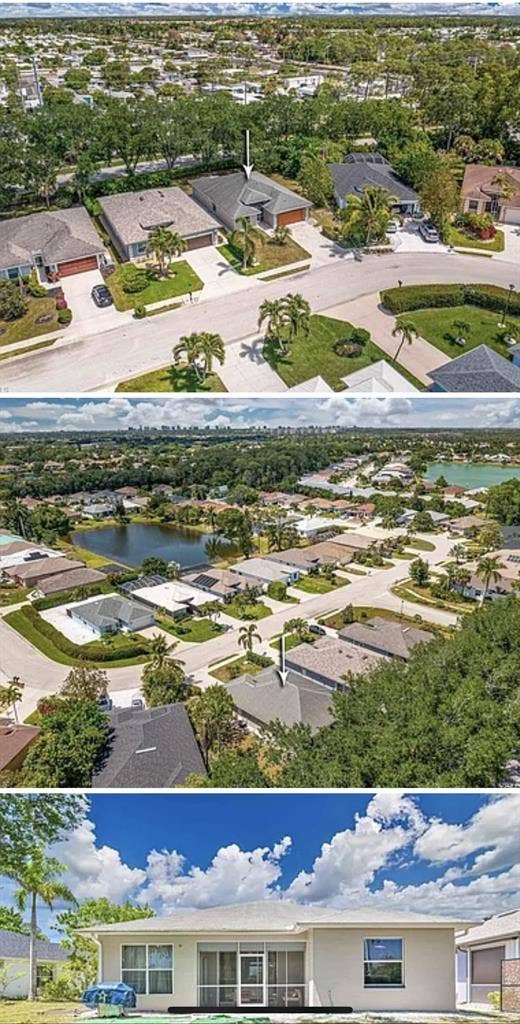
left=243, top=128, right=254, bottom=180
left=277, top=631, right=289, bottom=687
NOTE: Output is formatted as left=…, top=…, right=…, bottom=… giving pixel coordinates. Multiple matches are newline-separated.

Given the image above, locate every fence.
left=502, top=958, right=520, bottom=1012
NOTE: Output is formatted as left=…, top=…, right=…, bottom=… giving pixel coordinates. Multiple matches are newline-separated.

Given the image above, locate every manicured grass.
left=224, top=599, right=271, bottom=621
left=447, top=226, right=505, bottom=252
left=0, top=337, right=57, bottom=362
left=4, top=607, right=149, bottom=667
left=218, top=230, right=310, bottom=276
left=59, top=541, right=120, bottom=569
left=158, top=616, right=225, bottom=643
left=116, top=363, right=227, bottom=393
left=264, top=314, right=423, bottom=391
left=211, top=653, right=273, bottom=683
left=294, top=574, right=343, bottom=594
left=0, top=296, right=60, bottom=347
left=0, top=1001, right=81, bottom=1023
left=392, top=580, right=473, bottom=612
left=107, top=261, right=203, bottom=310
left=0, top=584, right=29, bottom=606
left=320, top=604, right=447, bottom=636
left=407, top=537, right=436, bottom=552
left=270, top=630, right=316, bottom=651
left=403, top=306, right=520, bottom=360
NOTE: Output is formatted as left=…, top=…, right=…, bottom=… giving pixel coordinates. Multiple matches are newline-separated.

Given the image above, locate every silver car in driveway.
left=419, top=220, right=440, bottom=243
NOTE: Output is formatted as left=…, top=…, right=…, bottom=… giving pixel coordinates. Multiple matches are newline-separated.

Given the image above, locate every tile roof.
left=0, top=929, right=68, bottom=962
left=286, top=636, right=386, bottom=686
left=0, top=207, right=104, bottom=271
left=338, top=616, right=434, bottom=660
left=228, top=666, right=334, bottom=731
left=98, top=186, right=220, bottom=245
left=461, top=164, right=520, bottom=206
left=92, top=703, right=206, bottom=787
left=4, top=556, right=84, bottom=582
left=428, top=346, right=520, bottom=392
left=0, top=719, right=40, bottom=773
left=36, top=567, right=106, bottom=595
left=328, top=153, right=420, bottom=205
left=191, top=170, right=311, bottom=221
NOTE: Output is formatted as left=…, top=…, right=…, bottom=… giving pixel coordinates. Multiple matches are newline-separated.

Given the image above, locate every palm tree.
left=238, top=622, right=261, bottom=654
left=266, top=521, right=298, bottom=552
left=149, top=633, right=184, bottom=671
left=283, top=293, right=311, bottom=355
left=173, top=332, right=225, bottom=381
left=449, top=543, right=467, bottom=565
left=391, top=319, right=419, bottom=363
left=196, top=332, right=226, bottom=380
left=146, top=226, right=186, bottom=276
left=0, top=677, right=24, bottom=723
left=476, top=555, right=505, bottom=604
left=8, top=850, right=76, bottom=1001
left=341, top=185, right=397, bottom=246
left=258, top=297, right=288, bottom=346
left=231, top=216, right=263, bottom=271
left=452, top=319, right=471, bottom=346
left=285, top=617, right=308, bottom=642
left=273, top=224, right=291, bottom=246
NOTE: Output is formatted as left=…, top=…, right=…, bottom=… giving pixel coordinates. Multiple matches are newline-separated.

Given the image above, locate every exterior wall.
left=98, top=213, right=130, bottom=261
left=0, top=959, right=60, bottom=998
left=311, top=927, right=456, bottom=1012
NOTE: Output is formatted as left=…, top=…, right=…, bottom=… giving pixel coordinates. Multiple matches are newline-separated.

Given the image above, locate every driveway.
left=393, top=220, right=448, bottom=255
left=290, top=219, right=347, bottom=265
left=496, top=223, right=520, bottom=266
left=218, top=333, right=288, bottom=392
left=59, top=268, right=126, bottom=334
left=186, top=245, right=256, bottom=300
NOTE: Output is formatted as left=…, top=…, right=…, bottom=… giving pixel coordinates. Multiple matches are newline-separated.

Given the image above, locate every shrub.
left=266, top=580, right=288, bottom=601
left=57, top=308, right=73, bottom=325
left=488, top=992, right=500, bottom=1011
left=134, top=304, right=147, bottom=319
left=26, top=269, right=47, bottom=298
left=120, top=264, right=148, bottom=294
left=333, top=340, right=363, bottom=358
left=247, top=651, right=273, bottom=667
left=0, top=279, right=29, bottom=321
left=350, top=327, right=370, bottom=346
left=380, top=283, right=520, bottom=316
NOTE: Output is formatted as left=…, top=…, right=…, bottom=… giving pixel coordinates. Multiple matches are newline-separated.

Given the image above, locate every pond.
left=425, top=461, right=520, bottom=489
left=73, top=522, right=237, bottom=569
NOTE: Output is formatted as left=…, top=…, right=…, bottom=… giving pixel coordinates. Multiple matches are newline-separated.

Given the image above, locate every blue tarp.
left=82, top=982, right=137, bottom=1007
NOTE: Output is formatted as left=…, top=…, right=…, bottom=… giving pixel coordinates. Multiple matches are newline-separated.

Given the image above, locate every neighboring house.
left=190, top=169, right=312, bottom=231
left=33, top=566, right=106, bottom=598
left=182, top=567, right=250, bottom=600
left=328, top=153, right=420, bottom=214
left=227, top=667, right=334, bottom=732
left=92, top=704, right=206, bottom=788
left=428, top=346, right=520, bottom=393
left=0, top=542, right=60, bottom=572
left=294, top=516, right=342, bottom=539
left=266, top=540, right=353, bottom=571
left=70, top=594, right=155, bottom=635
left=78, top=899, right=471, bottom=1013
left=286, top=636, right=386, bottom=690
left=0, top=207, right=106, bottom=280
left=372, top=461, right=414, bottom=485
left=322, top=533, right=377, bottom=553
left=342, top=359, right=419, bottom=394
left=231, top=557, right=300, bottom=587
left=448, top=515, right=485, bottom=537
left=3, top=556, right=85, bottom=587
left=460, top=165, right=520, bottom=224
left=456, top=910, right=520, bottom=1006
left=98, top=187, right=220, bottom=260
left=82, top=502, right=115, bottom=519
left=0, top=719, right=40, bottom=774
left=397, top=509, right=449, bottom=528
left=0, top=929, right=68, bottom=998
left=453, top=572, right=516, bottom=602
left=123, top=579, right=211, bottom=617
left=338, top=617, right=434, bottom=661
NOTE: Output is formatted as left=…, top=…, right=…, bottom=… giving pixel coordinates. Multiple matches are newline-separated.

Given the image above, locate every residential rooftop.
left=0, top=207, right=104, bottom=272
left=98, top=186, right=220, bottom=245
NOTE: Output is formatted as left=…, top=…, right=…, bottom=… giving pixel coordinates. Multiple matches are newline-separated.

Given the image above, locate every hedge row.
left=87, top=157, right=238, bottom=202
left=13, top=604, right=150, bottom=663
left=380, top=283, right=520, bottom=316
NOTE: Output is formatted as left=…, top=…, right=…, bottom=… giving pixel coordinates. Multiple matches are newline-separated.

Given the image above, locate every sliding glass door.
left=198, top=942, right=305, bottom=1008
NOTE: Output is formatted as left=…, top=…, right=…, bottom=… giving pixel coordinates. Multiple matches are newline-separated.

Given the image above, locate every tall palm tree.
left=238, top=622, right=261, bottom=654
left=231, top=216, right=263, bottom=271
left=266, top=521, right=298, bottom=552
left=7, top=850, right=76, bottom=1001
left=148, top=633, right=184, bottom=671
left=258, top=297, right=288, bottom=343
left=341, top=185, right=397, bottom=246
left=285, top=617, right=309, bottom=642
left=146, top=226, right=186, bottom=275
left=0, top=677, right=24, bottom=724
left=449, top=543, right=467, bottom=565
left=283, top=293, right=311, bottom=354
left=476, top=555, right=505, bottom=604
left=196, top=332, right=226, bottom=379
left=391, top=319, right=419, bottom=363
left=173, top=332, right=225, bottom=381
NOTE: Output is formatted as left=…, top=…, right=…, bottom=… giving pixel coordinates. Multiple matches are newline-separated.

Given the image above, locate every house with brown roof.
left=4, top=556, right=85, bottom=586
left=285, top=636, right=386, bottom=690
left=0, top=719, right=40, bottom=773
left=457, top=910, right=520, bottom=1007
left=0, top=207, right=106, bottom=280
left=460, top=165, right=520, bottom=224
left=98, top=186, right=220, bottom=260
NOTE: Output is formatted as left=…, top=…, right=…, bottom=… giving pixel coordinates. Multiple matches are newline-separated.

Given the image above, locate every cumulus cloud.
left=53, top=819, right=146, bottom=903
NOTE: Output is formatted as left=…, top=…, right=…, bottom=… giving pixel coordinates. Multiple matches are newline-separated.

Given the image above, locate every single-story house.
left=77, top=899, right=472, bottom=1013
left=453, top=572, right=516, bottom=602
left=428, top=346, right=520, bottom=393
left=82, top=502, right=115, bottom=519
left=266, top=540, right=352, bottom=571
left=3, top=556, right=85, bottom=587
left=124, top=578, right=211, bottom=617
left=0, top=719, right=40, bottom=774
left=338, top=617, right=434, bottom=661
left=182, top=567, right=250, bottom=601
left=460, top=164, right=520, bottom=224
left=70, top=594, right=155, bottom=635
left=323, top=532, right=377, bottom=553
left=231, top=557, right=300, bottom=588
left=456, top=909, right=520, bottom=1007
left=448, top=515, right=485, bottom=537
left=98, top=186, right=220, bottom=260
left=92, top=703, right=206, bottom=788
left=33, top=566, right=106, bottom=598
left=190, top=169, right=312, bottom=232
left=328, top=153, right=420, bottom=214
left=0, top=207, right=105, bottom=280
left=286, top=636, right=386, bottom=690
left=294, top=516, right=343, bottom=540
left=342, top=359, right=419, bottom=394
left=228, top=667, right=334, bottom=732
left=397, top=509, right=449, bottom=528
left=0, top=541, right=60, bottom=572
left=0, top=929, right=68, bottom=998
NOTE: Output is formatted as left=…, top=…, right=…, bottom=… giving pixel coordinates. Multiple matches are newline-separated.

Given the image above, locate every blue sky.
left=3, top=792, right=520, bottom=937
left=1, top=396, right=520, bottom=433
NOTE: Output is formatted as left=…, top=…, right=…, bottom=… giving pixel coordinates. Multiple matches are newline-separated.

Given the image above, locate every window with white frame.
left=121, top=944, right=174, bottom=995
left=363, top=938, right=403, bottom=987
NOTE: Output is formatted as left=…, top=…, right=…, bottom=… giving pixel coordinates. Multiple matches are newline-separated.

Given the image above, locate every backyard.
left=4, top=605, right=151, bottom=668
left=211, top=652, right=274, bottom=682
left=0, top=294, right=60, bottom=346
left=403, top=306, right=520, bottom=359
left=116, top=363, right=226, bottom=392
left=158, top=615, right=225, bottom=643
left=218, top=229, right=310, bottom=275
left=0, top=1001, right=82, bottom=1024
left=263, top=314, right=422, bottom=390
left=107, top=260, right=203, bottom=310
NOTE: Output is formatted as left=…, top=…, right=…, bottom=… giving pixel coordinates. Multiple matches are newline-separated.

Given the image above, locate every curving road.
left=1, top=252, right=515, bottom=393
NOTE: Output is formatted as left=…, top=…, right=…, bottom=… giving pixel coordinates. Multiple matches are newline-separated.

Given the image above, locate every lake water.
left=73, top=523, right=236, bottom=569
left=425, top=462, right=520, bottom=488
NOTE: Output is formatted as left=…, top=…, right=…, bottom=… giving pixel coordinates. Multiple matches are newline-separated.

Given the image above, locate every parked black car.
left=91, top=283, right=113, bottom=307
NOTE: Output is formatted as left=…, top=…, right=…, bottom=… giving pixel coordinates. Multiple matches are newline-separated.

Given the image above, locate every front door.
left=239, top=953, right=265, bottom=1006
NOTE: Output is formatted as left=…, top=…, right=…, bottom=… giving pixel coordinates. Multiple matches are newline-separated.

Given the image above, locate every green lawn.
left=107, top=261, right=203, bottom=310
left=294, top=574, right=343, bottom=594
left=0, top=295, right=60, bottom=347
left=218, top=230, right=310, bottom=276
left=4, top=607, right=150, bottom=668
left=407, top=537, right=436, bottom=552
left=320, top=605, right=447, bottom=636
left=404, top=306, right=520, bottom=360
left=211, top=653, right=273, bottom=682
left=224, top=599, right=271, bottom=621
left=392, top=580, right=473, bottom=613
left=116, top=363, right=227, bottom=393
left=158, top=615, right=225, bottom=643
left=0, top=584, right=29, bottom=606
left=270, top=630, right=316, bottom=651
left=447, top=225, right=505, bottom=252
left=0, top=1001, right=82, bottom=1024
left=264, top=314, right=423, bottom=391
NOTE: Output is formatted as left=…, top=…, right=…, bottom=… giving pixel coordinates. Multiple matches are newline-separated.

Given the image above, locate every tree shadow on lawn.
left=262, top=337, right=292, bottom=372
left=168, top=364, right=223, bottom=392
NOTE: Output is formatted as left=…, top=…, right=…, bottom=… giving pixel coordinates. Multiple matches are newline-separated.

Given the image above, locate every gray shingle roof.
left=72, top=594, right=153, bottom=631
left=457, top=910, right=520, bottom=948
left=338, top=617, right=434, bottom=660
left=98, top=187, right=219, bottom=245
left=286, top=636, right=386, bottom=686
left=191, top=170, right=311, bottom=221
left=227, top=666, right=334, bottom=731
left=4, top=556, right=84, bottom=582
left=92, top=703, right=206, bottom=787
left=428, top=346, right=520, bottom=392
left=328, top=153, right=420, bottom=205
left=78, top=899, right=474, bottom=936
left=0, top=929, right=68, bottom=962
left=0, top=207, right=104, bottom=271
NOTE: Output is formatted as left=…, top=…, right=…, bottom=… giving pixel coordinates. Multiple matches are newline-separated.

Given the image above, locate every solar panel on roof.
left=193, top=573, right=217, bottom=588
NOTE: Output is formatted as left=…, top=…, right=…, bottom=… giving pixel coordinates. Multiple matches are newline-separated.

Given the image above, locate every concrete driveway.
left=290, top=220, right=347, bottom=265
left=393, top=220, right=448, bottom=255
left=187, top=245, right=255, bottom=300
left=496, top=223, right=520, bottom=266
left=59, top=268, right=125, bottom=333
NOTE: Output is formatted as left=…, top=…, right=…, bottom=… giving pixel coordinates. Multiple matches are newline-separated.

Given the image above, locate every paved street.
left=0, top=252, right=514, bottom=392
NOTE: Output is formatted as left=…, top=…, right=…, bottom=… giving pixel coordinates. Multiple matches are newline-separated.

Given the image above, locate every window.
left=122, top=944, right=173, bottom=995
left=364, top=938, right=403, bottom=987
left=468, top=201, right=479, bottom=211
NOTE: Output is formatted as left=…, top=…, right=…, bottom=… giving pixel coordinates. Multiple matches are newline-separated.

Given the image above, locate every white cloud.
left=53, top=819, right=146, bottom=903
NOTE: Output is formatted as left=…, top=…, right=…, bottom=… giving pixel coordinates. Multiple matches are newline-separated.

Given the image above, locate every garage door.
left=57, top=256, right=99, bottom=277
left=186, top=233, right=214, bottom=250
left=277, top=209, right=306, bottom=226
left=506, top=208, right=520, bottom=224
